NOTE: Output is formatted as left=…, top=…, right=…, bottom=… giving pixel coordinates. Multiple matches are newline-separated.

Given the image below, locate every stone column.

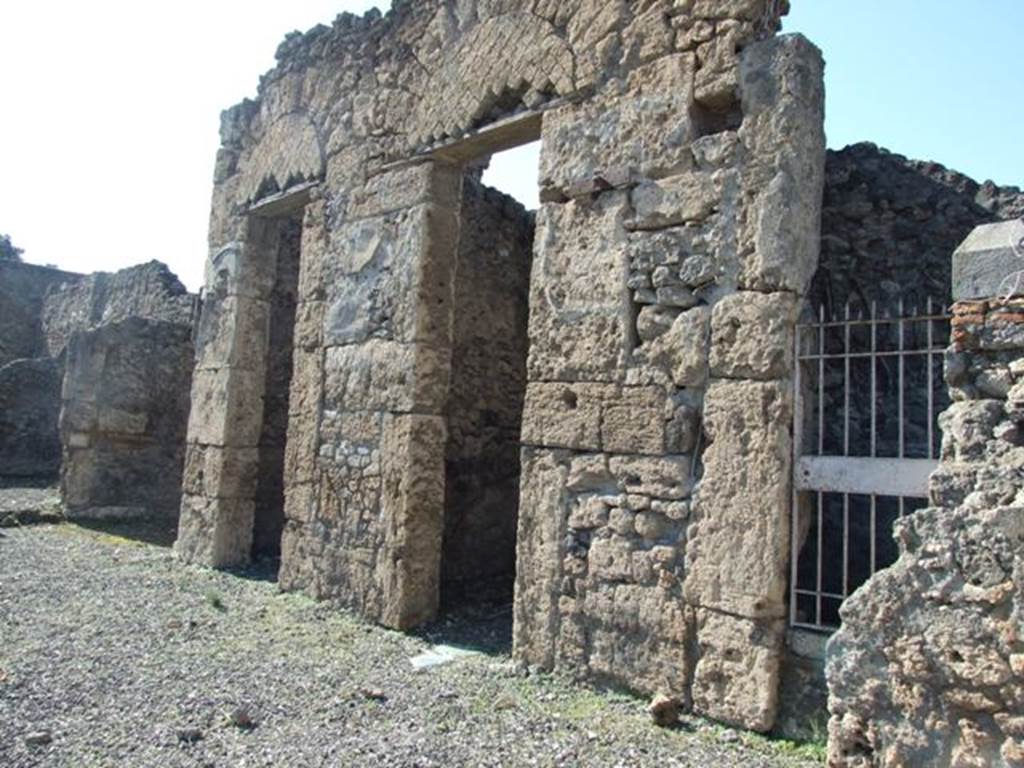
left=175, top=218, right=277, bottom=567
left=276, top=159, right=463, bottom=630
left=827, top=219, right=1024, bottom=767
left=512, top=34, right=824, bottom=732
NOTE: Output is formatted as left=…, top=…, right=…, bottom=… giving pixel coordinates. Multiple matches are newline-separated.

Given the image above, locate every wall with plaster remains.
left=61, top=317, right=194, bottom=520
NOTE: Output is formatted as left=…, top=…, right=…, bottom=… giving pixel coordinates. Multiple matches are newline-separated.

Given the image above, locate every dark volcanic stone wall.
left=0, top=262, right=82, bottom=369
left=442, top=178, right=534, bottom=596
left=812, top=143, right=1024, bottom=315
left=0, top=358, right=62, bottom=477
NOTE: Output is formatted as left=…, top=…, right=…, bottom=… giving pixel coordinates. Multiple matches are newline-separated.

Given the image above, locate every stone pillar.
left=512, top=34, right=824, bottom=732
left=175, top=217, right=277, bottom=567
left=276, top=160, right=463, bottom=630
left=827, top=219, right=1024, bottom=767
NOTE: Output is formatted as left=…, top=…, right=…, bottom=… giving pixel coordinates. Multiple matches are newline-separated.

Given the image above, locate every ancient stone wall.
left=0, top=261, right=82, bottom=369
left=812, top=143, right=1024, bottom=315
left=827, top=220, right=1024, bottom=767
left=176, top=0, right=824, bottom=732
left=42, top=260, right=196, bottom=359
left=0, top=359, right=62, bottom=478
left=442, top=178, right=534, bottom=595
left=60, top=317, right=194, bottom=520
left=778, top=147, right=1024, bottom=739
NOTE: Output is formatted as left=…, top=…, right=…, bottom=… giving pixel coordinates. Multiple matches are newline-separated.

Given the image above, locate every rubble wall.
left=42, top=260, right=196, bottom=359
left=777, top=148, right=1024, bottom=738
left=442, top=178, right=534, bottom=593
left=0, top=261, right=81, bottom=369
left=827, top=220, right=1024, bottom=767
left=0, top=358, right=62, bottom=477
left=176, top=0, right=824, bottom=731
left=61, top=317, right=194, bottom=520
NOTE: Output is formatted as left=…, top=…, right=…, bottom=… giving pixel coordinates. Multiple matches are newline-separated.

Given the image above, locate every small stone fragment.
left=177, top=727, right=204, bottom=743
left=24, top=730, right=52, bottom=747
left=647, top=694, right=681, bottom=727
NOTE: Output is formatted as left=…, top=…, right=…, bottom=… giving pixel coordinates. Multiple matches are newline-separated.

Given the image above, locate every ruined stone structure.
left=174, top=0, right=826, bottom=732
left=0, top=260, right=198, bottom=520
left=60, top=317, right=195, bottom=520
left=167, top=0, right=1024, bottom=743
left=827, top=220, right=1024, bottom=767
left=0, top=262, right=83, bottom=477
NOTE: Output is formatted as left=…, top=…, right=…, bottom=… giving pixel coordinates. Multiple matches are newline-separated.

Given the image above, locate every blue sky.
left=0, top=1, right=1019, bottom=290
left=784, top=0, right=1023, bottom=187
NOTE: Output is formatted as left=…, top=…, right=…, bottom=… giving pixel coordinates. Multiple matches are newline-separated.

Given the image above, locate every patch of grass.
left=203, top=589, right=227, bottom=612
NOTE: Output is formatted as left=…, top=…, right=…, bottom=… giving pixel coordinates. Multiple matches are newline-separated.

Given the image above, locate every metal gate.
left=789, top=298, right=951, bottom=631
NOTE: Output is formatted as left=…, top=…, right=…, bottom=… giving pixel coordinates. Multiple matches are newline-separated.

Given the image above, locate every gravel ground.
left=0, top=522, right=823, bottom=767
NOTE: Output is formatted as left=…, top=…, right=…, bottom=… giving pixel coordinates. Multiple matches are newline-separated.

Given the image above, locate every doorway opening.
left=251, top=212, right=303, bottom=563
left=439, top=139, right=540, bottom=621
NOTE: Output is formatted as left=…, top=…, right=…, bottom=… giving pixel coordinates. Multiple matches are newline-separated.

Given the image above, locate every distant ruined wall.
left=61, top=317, right=194, bottom=520
left=0, top=261, right=82, bottom=369
left=42, top=260, right=196, bottom=359
left=176, top=0, right=825, bottom=733
left=442, top=178, right=533, bottom=591
left=813, top=143, right=1024, bottom=314
left=827, top=220, right=1024, bottom=767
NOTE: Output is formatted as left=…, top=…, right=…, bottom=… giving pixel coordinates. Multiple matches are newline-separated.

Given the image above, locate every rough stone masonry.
left=173, top=0, right=824, bottom=733
left=827, top=220, right=1024, bottom=767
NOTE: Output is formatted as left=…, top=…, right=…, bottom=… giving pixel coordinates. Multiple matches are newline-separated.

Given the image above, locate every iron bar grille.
left=789, top=299, right=951, bottom=632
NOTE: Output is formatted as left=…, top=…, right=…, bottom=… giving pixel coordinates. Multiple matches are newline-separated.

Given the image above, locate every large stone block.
left=175, top=493, right=255, bottom=568
left=539, top=54, right=697, bottom=197
left=193, top=294, right=270, bottom=372
left=186, top=367, right=266, bottom=448
left=527, top=194, right=633, bottom=383
left=628, top=171, right=722, bottom=231
left=952, top=220, right=1024, bottom=301
left=322, top=340, right=449, bottom=416
left=692, top=609, right=785, bottom=732
left=686, top=379, right=792, bottom=618
left=736, top=35, right=825, bottom=294
left=709, top=291, right=797, bottom=380
left=513, top=447, right=570, bottom=669
left=181, top=444, right=259, bottom=499
left=377, top=413, right=447, bottom=629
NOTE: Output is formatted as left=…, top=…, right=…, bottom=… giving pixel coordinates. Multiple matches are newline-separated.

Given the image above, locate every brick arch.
left=410, top=12, right=575, bottom=147
left=239, top=111, right=325, bottom=204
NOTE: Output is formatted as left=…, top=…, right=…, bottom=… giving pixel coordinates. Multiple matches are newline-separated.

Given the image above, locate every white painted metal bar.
left=818, top=304, right=825, bottom=457
left=898, top=297, right=905, bottom=459
left=790, top=298, right=952, bottom=632
left=816, top=490, right=823, bottom=627
left=844, top=301, right=851, bottom=457
left=796, top=456, right=935, bottom=497
left=842, top=492, right=850, bottom=596
left=871, top=301, right=877, bottom=459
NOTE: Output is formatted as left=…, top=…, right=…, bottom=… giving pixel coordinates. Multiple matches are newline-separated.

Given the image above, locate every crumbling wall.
left=778, top=147, right=1024, bottom=738
left=442, top=178, right=533, bottom=594
left=0, top=358, right=62, bottom=477
left=827, top=220, right=1024, bottom=767
left=813, top=143, right=1024, bottom=314
left=42, top=260, right=196, bottom=359
left=60, top=317, right=194, bottom=520
left=0, top=261, right=81, bottom=369
left=177, top=0, right=823, bottom=732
